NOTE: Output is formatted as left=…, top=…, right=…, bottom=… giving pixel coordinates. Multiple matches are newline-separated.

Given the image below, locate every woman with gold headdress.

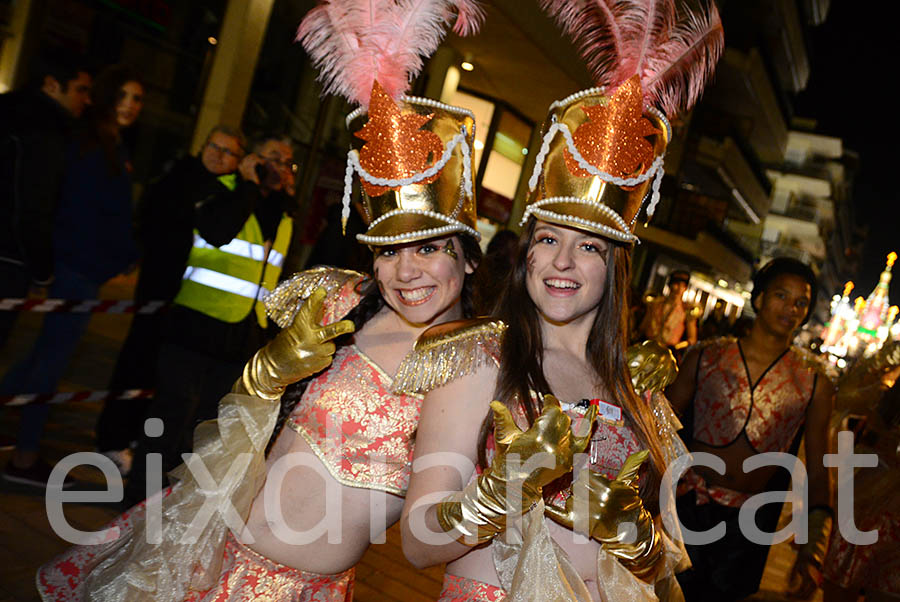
left=399, top=1, right=723, bottom=600
left=36, top=2, right=486, bottom=600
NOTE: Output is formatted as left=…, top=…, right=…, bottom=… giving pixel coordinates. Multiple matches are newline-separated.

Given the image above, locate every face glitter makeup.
left=442, top=239, right=458, bottom=260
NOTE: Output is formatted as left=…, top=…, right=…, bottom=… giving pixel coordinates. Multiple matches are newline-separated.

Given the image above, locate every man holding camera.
left=94, top=125, right=247, bottom=474
left=125, top=134, right=295, bottom=504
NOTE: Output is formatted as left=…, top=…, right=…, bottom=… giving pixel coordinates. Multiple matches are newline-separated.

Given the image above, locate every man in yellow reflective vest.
left=95, top=125, right=247, bottom=475
left=126, top=134, right=296, bottom=504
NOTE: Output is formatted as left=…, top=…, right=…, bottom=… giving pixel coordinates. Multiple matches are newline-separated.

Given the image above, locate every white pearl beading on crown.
left=356, top=208, right=480, bottom=244
left=526, top=118, right=667, bottom=220
left=341, top=127, right=473, bottom=230
left=519, top=196, right=638, bottom=244
left=345, top=94, right=476, bottom=128
left=548, top=88, right=672, bottom=139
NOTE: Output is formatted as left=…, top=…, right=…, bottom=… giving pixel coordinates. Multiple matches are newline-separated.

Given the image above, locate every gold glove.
left=233, top=287, right=355, bottom=400
left=436, top=395, right=597, bottom=544
left=788, top=507, right=833, bottom=598
left=627, top=340, right=678, bottom=396
left=544, top=451, right=663, bottom=582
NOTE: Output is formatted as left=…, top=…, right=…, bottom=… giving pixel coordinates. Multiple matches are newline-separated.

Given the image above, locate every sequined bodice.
left=693, top=339, right=816, bottom=454
left=289, top=343, right=422, bottom=495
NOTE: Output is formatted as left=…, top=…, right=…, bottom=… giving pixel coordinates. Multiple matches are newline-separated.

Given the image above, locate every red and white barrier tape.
left=1, top=389, right=154, bottom=407
left=0, top=298, right=166, bottom=314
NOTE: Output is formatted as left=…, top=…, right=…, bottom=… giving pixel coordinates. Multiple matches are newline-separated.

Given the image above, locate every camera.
left=255, top=160, right=282, bottom=189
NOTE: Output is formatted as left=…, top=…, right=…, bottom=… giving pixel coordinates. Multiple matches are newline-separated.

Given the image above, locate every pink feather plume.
left=539, top=0, right=723, bottom=117
left=297, top=0, right=484, bottom=107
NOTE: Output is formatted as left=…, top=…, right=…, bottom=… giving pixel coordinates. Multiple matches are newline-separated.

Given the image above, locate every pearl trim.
left=345, top=94, right=476, bottom=128
left=525, top=117, right=668, bottom=227
left=527, top=121, right=665, bottom=192
left=549, top=86, right=608, bottom=111
left=519, top=197, right=639, bottom=244
left=548, top=88, right=672, bottom=141
left=340, top=126, right=474, bottom=235
left=519, top=197, right=640, bottom=243
left=355, top=208, right=480, bottom=245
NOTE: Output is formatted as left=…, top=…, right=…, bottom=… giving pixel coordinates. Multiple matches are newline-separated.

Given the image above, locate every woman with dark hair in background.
left=1, top=64, right=143, bottom=488
left=472, top=229, right=519, bottom=314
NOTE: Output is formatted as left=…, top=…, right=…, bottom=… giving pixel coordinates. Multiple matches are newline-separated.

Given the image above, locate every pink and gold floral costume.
left=35, top=268, right=434, bottom=602
left=679, top=337, right=819, bottom=508
left=675, top=337, right=826, bottom=601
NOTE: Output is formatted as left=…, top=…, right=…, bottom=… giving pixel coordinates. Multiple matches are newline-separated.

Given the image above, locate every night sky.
left=795, top=2, right=900, bottom=301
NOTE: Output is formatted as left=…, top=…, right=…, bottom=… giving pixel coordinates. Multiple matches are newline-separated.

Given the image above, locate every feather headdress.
left=539, top=0, right=723, bottom=116
left=297, top=0, right=483, bottom=107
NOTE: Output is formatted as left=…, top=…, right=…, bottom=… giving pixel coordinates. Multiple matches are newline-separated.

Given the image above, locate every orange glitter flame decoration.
left=355, top=81, right=444, bottom=197
left=565, top=76, right=660, bottom=180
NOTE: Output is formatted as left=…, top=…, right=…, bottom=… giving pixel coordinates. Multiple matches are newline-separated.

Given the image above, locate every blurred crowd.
left=1, top=49, right=298, bottom=496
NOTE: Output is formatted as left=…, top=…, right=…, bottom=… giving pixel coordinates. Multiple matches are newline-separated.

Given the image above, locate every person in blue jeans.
left=1, top=64, right=144, bottom=487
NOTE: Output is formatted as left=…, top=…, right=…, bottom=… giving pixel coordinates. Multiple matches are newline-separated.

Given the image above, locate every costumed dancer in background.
left=666, top=257, right=836, bottom=601
left=823, top=341, right=900, bottom=601
left=400, top=1, right=723, bottom=599
left=36, top=1, right=485, bottom=599
left=640, top=270, right=700, bottom=356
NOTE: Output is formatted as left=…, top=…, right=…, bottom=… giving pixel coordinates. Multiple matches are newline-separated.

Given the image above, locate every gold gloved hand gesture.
left=787, top=507, right=833, bottom=599
left=627, top=340, right=678, bottom=396
left=233, top=287, right=355, bottom=400
left=544, top=450, right=663, bottom=582
left=437, top=394, right=597, bottom=544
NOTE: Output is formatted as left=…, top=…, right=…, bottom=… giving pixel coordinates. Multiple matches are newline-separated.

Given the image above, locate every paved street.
left=0, top=274, right=820, bottom=601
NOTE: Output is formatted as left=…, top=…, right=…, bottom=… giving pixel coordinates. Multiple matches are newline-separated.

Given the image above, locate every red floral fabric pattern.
left=823, top=509, right=900, bottom=594
left=693, top=339, right=815, bottom=454
left=182, top=533, right=354, bottom=602
left=37, top=488, right=172, bottom=601
left=289, top=343, right=422, bottom=495
left=437, top=573, right=507, bottom=601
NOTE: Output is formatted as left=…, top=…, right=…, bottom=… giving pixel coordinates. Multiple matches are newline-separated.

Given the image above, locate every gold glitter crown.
left=342, top=81, right=479, bottom=246
left=521, top=76, right=670, bottom=244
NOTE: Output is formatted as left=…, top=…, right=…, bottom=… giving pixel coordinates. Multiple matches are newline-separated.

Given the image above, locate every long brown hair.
left=479, top=218, right=665, bottom=479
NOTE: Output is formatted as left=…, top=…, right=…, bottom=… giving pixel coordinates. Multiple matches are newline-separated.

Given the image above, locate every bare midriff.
left=241, top=429, right=405, bottom=574
left=690, top=436, right=782, bottom=495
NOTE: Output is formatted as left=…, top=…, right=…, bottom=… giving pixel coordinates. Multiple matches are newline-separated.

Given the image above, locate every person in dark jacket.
left=0, top=50, right=92, bottom=348
left=94, top=125, right=246, bottom=474
left=0, top=64, right=143, bottom=488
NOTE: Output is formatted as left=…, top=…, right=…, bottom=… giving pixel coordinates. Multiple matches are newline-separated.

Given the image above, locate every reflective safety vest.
left=174, top=210, right=293, bottom=328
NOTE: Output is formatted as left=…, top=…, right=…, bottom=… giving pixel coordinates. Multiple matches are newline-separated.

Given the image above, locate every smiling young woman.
left=398, top=0, right=725, bottom=596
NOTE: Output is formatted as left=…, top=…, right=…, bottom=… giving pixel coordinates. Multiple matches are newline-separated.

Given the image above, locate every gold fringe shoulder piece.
left=264, top=266, right=368, bottom=328
left=392, top=317, right=507, bottom=395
